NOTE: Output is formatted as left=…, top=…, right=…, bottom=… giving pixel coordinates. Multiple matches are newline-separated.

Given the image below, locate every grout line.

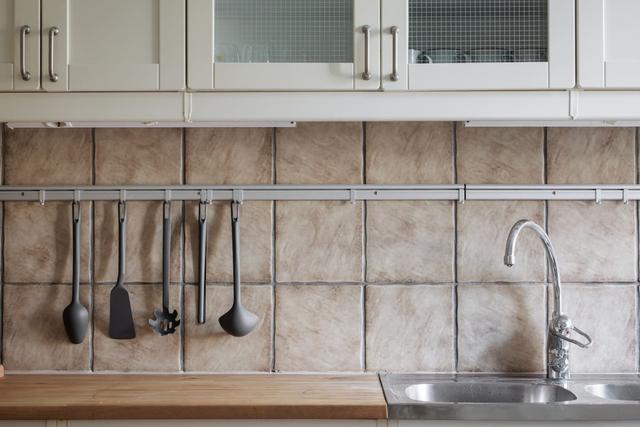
left=637, top=285, right=640, bottom=374
left=633, top=128, right=640, bottom=282
left=0, top=124, right=4, bottom=364
left=361, top=284, right=366, bottom=372
left=633, top=128, right=640, bottom=373
left=362, top=122, right=368, bottom=284
left=542, top=127, right=549, bottom=370
left=543, top=127, right=550, bottom=284
left=453, top=284, right=458, bottom=373
left=90, top=129, right=96, bottom=372
left=180, top=128, right=186, bottom=372
left=452, top=122, right=459, bottom=373
left=361, top=122, right=367, bottom=372
left=271, top=127, right=277, bottom=372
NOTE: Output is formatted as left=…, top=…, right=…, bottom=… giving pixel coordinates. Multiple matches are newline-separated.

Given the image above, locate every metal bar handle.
left=553, top=325, right=593, bottom=349
left=361, top=25, right=372, bottom=81
left=20, top=25, right=31, bottom=81
left=391, top=26, right=399, bottom=82
left=48, top=27, right=60, bottom=82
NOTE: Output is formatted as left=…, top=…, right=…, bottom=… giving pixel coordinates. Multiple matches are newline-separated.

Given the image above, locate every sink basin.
left=586, top=384, right=640, bottom=401
left=405, top=382, right=577, bottom=404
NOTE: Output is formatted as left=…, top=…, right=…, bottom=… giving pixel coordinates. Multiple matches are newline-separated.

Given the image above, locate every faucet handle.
left=550, top=315, right=593, bottom=349
left=556, top=325, right=593, bottom=349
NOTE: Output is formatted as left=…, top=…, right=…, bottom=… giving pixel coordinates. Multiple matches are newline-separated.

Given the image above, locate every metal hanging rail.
left=466, top=185, right=640, bottom=204
left=0, top=185, right=464, bottom=203
left=0, top=185, right=638, bottom=203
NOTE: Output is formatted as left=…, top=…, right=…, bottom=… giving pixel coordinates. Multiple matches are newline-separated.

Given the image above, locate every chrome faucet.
left=504, top=220, right=593, bottom=380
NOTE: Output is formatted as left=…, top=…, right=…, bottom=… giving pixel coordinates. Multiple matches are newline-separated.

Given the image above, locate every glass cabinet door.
left=188, top=0, right=380, bottom=90
left=382, top=0, right=574, bottom=90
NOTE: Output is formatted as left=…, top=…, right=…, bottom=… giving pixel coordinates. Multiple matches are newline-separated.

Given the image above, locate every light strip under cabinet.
left=4, top=121, right=297, bottom=129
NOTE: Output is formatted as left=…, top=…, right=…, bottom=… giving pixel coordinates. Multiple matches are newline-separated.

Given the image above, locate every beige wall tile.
left=94, top=201, right=182, bottom=283
left=367, top=201, right=454, bottom=283
left=3, top=284, right=91, bottom=371
left=95, top=128, right=182, bottom=185
left=275, top=284, right=363, bottom=372
left=553, top=284, right=637, bottom=373
left=458, top=284, right=546, bottom=373
left=4, top=202, right=91, bottom=283
left=457, top=201, right=546, bottom=282
left=457, top=126, right=544, bottom=184
left=366, top=122, right=453, bottom=184
left=185, top=128, right=273, bottom=184
left=276, top=123, right=362, bottom=184
left=548, top=202, right=637, bottom=282
left=93, top=285, right=181, bottom=372
left=366, top=285, right=454, bottom=372
left=548, top=128, right=635, bottom=184
left=185, top=201, right=272, bottom=284
left=184, top=285, right=273, bottom=372
left=276, top=202, right=363, bottom=282
left=4, top=128, right=92, bottom=185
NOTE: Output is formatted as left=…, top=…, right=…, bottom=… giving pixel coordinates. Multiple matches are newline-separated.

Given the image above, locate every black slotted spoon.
left=149, top=200, right=180, bottom=336
left=109, top=201, right=136, bottom=340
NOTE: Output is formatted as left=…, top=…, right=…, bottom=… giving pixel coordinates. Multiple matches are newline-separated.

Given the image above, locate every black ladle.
left=148, top=201, right=180, bottom=336
left=63, top=201, right=89, bottom=344
left=197, top=201, right=208, bottom=324
left=219, top=201, right=258, bottom=337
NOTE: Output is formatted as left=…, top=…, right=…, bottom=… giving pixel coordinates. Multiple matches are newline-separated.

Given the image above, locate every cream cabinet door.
left=187, top=0, right=380, bottom=91
left=0, top=0, right=40, bottom=91
left=382, top=0, right=575, bottom=91
left=41, top=0, right=185, bottom=92
left=578, top=0, right=640, bottom=88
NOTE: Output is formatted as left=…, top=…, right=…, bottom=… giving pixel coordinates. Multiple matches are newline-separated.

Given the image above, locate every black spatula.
left=109, top=201, right=136, bottom=339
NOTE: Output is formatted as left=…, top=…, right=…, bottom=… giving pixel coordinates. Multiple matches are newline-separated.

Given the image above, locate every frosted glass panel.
left=214, top=0, right=353, bottom=63
left=409, top=0, right=548, bottom=64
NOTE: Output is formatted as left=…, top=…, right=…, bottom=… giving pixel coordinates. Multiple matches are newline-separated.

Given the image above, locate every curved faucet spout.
left=504, top=219, right=591, bottom=380
left=504, top=219, right=562, bottom=317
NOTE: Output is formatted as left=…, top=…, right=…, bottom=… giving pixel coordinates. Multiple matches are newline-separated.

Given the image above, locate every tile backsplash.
left=0, top=123, right=638, bottom=374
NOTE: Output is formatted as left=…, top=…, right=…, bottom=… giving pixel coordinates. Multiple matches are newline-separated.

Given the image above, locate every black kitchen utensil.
left=149, top=200, right=180, bottom=336
left=109, top=201, right=136, bottom=339
left=63, top=201, right=89, bottom=344
left=219, top=201, right=258, bottom=337
left=197, top=201, right=208, bottom=324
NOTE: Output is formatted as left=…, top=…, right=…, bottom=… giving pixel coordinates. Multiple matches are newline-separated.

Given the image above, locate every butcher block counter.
left=0, top=374, right=388, bottom=420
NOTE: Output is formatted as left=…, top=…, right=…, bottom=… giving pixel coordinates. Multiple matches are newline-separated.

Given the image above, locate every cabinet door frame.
left=578, top=0, right=640, bottom=89
left=0, top=0, right=40, bottom=91
left=42, top=0, right=185, bottom=92
left=383, top=0, right=575, bottom=91
left=187, top=0, right=380, bottom=91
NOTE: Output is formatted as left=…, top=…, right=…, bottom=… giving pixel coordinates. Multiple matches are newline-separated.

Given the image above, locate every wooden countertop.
left=0, top=374, right=388, bottom=420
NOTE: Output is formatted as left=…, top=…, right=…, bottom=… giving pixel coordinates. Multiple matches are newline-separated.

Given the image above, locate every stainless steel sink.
left=405, top=382, right=577, bottom=404
left=586, top=384, right=640, bottom=401
left=382, top=374, right=640, bottom=421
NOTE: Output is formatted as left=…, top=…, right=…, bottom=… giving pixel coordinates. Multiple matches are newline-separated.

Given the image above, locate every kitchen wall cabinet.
left=42, top=0, right=185, bottom=92
left=0, top=0, right=40, bottom=91
left=382, top=0, right=575, bottom=91
left=187, top=0, right=573, bottom=92
left=578, top=0, right=640, bottom=89
left=187, top=0, right=380, bottom=91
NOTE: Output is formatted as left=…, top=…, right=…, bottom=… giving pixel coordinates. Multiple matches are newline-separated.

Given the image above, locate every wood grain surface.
left=0, top=374, right=387, bottom=420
